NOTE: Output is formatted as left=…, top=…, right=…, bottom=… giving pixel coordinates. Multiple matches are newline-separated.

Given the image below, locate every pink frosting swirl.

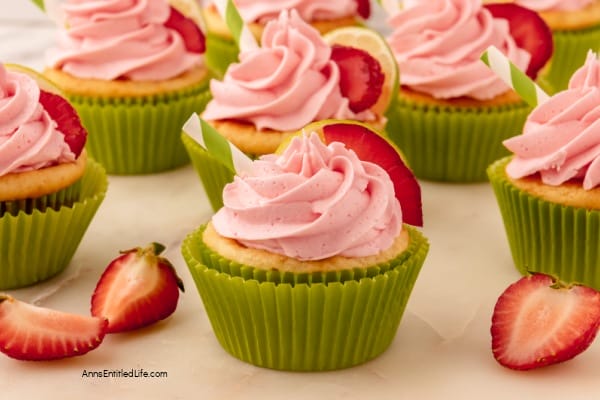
left=202, top=10, right=372, bottom=131
left=0, top=64, right=75, bottom=176
left=212, top=133, right=403, bottom=261
left=514, top=0, right=595, bottom=12
left=387, top=0, right=531, bottom=100
left=504, top=51, right=600, bottom=190
left=46, top=0, right=201, bottom=81
left=228, top=0, right=358, bottom=23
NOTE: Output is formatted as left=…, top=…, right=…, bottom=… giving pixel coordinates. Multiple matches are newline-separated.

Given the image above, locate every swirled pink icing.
left=387, top=0, right=531, bottom=100
left=0, top=64, right=75, bottom=177
left=504, top=51, right=600, bottom=190
left=514, top=0, right=595, bottom=12
left=202, top=10, right=372, bottom=131
left=46, top=0, right=201, bottom=81
left=228, top=0, right=358, bottom=23
left=211, top=132, right=403, bottom=261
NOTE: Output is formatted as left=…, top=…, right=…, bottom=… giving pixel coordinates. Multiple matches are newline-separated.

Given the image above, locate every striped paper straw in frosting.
left=183, top=113, right=253, bottom=175
left=29, top=0, right=65, bottom=25
left=377, top=0, right=401, bottom=15
left=211, top=0, right=259, bottom=52
left=480, top=45, right=550, bottom=107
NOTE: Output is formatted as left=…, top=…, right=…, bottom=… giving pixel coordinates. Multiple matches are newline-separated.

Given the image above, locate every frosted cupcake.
left=202, top=0, right=369, bottom=77
left=0, top=62, right=107, bottom=289
left=385, top=0, right=552, bottom=182
left=488, top=51, right=600, bottom=290
left=44, top=0, right=211, bottom=174
left=182, top=123, right=428, bottom=371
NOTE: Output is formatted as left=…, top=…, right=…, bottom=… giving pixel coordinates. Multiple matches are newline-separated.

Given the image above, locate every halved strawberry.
left=0, top=294, right=107, bottom=361
left=321, top=121, right=423, bottom=226
left=354, top=0, right=370, bottom=19
left=91, top=243, right=184, bottom=334
left=491, top=273, right=600, bottom=371
left=165, top=5, right=206, bottom=53
left=39, top=90, right=87, bottom=157
left=484, top=3, right=553, bottom=79
left=330, top=45, right=384, bottom=113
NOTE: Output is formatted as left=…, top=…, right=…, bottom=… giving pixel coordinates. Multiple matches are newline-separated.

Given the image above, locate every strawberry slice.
left=354, top=0, right=370, bottom=19
left=491, top=273, right=600, bottom=371
left=0, top=294, right=107, bottom=361
left=39, top=90, right=87, bottom=158
left=165, top=6, right=206, bottom=54
left=322, top=122, right=423, bottom=226
left=330, top=45, right=384, bottom=113
left=91, top=243, right=184, bottom=334
left=484, top=3, right=553, bottom=79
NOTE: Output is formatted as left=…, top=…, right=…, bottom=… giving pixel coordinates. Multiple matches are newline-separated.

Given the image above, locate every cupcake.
left=514, top=0, right=600, bottom=93
left=43, top=0, right=212, bottom=175
left=202, top=0, right=370, bottom=77
left=384, top=0, right=553, bottom=182
left=0, top=62, right=107, bottom=289
left=488, top=51, right=600, bottom=290
left=181, top=121, right=428, bottom=371
left=183, top=9, right=397, bottom=210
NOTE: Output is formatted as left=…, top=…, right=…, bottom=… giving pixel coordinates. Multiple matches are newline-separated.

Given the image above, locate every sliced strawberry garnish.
left=39, top=90, right=87, bottom=157
left=491, top=274, right=600, bottom=371
left=354, top=0, right=371, bottom=19
left=330, top=44, right=384, bottom=113
left=91, top=243, right=184, bottom=334
left=484, top=3, right=553, bottom=79
left=322, top=122, right=423, bottom=226
left=0, top=294, right=107, bottom=361
left=165, top=6, right=206, bottom=54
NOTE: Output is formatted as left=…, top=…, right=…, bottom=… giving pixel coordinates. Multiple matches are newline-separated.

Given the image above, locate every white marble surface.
left=2, top=2, right=600, bottom=400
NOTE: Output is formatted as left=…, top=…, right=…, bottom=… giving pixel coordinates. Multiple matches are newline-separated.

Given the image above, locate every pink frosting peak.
left=387, top=0, right=531, bottom=100
left=211, top=132, right=402, bottom=261
left=504, top=51, right=600, bottom=190
left=46, top=0, right=202, bottom=81
left=228, top=0, right=358, bottom=23
left=514, top=0, right=595, bottom=12
left=202, top=9, right=372, bottom=131
left=0, top=64, right=75, bottom=176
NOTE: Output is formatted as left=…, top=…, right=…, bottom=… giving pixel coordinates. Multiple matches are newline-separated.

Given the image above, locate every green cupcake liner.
left=205, top=33, right=239, bottom=79
left=181, top=224, right=429, bottom=371
left=0, top=178, right=82, bottom=217
left=0, top=159, right=107, bottom=289
left=488, top=157, right=600, bottom=290
left=537, top=24, right=600, bottom=94
left=385, top=96, right=531, bottom=182
left=68, top=81, right=212, bottom=175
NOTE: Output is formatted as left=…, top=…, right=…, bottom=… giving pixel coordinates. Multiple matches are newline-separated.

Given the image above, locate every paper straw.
left=211, top=0, right=259, bottom=52
left=183, top=113, right=253, bottom=175
left=480, top=45, right=550, bottom=107
left=29, top=0, right=64, bottom=24
left=377, top=0, right=401, bottom=15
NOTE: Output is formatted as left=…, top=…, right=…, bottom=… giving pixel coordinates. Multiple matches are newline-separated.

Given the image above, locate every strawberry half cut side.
left=484, top=3, right=553, bottom=79
left=39, top=90, right=87, bottom=158
left=91, top=243, right=184, bottom=334
left=165, top=6, right=206, bottom=54
left=491, top=273, right=600, bottom=371
left=322, top=122, right=423, bottom=227
left=354, top=0, right=371, bottom=19
left=0, top=294, right=107, bottom=361
left=330, top=45, right=384, bottom=113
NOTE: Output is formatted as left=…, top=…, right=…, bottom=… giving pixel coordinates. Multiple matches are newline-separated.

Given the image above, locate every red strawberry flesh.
left=354, top=0, right=370, bottom=19
left=322, top=123, right=423, bottom=226
left=330, top=45, right=384, bottom=113
left=484, top=3, right=553, bottom=79
left=165, top=6, right=206, bottom=54
left=0, top=294, right=107, bottom=361
left=491, top=274, right=600, bottom=371
left=39, top=90, right=87, bottom=158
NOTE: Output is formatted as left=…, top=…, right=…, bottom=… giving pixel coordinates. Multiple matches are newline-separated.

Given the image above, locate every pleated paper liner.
left=181, top=224, right=429, bottom=371
left=69, top=81, right=212, bottom=175
left=488, top=156, right=600, bottom=291
left=204, top=32, right=239, bottom=79
left=537, top=24, right=600, bottom=94
left=0, top=158, right=107, bottom=290
left=0, top=179, right=82, bottom=217
left=385, top=95, right=530, bottom=182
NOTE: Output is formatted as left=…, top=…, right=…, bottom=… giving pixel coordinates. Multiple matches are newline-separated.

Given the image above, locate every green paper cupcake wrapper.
left=205, top=33, right=239, bottom=79
left=0, top=179, right=82, bottom=217
left=0, top=159, right=107, bottom=289
left=68, top=81, right=211, bottom=175
left=488, top=157, right=600, bottom=290
left=181, top=224, right=429, bottom=371
left=537, top=24, right=600, bottom=94
left=385, top=97, right=531, bottom=182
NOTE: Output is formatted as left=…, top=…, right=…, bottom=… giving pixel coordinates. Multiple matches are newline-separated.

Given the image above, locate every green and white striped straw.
left=480, top=45, right=550, bottom=107
left=377, top=0, right=401, bottom=14
left=183, top=113, right=253, bottom=174
left=29, top=0, right=64, bottom=24
left=212, top=0, right=259, bottom=52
